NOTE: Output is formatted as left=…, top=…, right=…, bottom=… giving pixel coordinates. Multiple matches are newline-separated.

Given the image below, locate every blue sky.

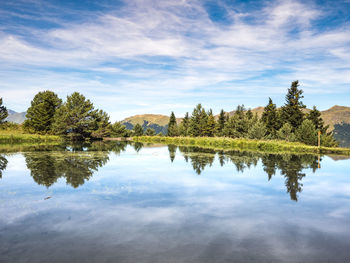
left=1, top=0, right=350, bottom=121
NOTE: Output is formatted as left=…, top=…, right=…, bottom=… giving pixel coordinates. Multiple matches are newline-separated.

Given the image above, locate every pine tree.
left=167, top=111, right=178, bottom=136
left=145, top=128, right=156, bottom=136
left=261, top=98, right=281, bottom=137
left=296, top=119, right=317, bottom=145
left=216, top=109, right=226, bottom=136
left=133, top=123, right=144, bottom=136
left=307, top=106, right=328, bottom=134
left=248, top=121, right=267, bottom=139
left=179, top=112, right=189, bottom=136
left=277, top=123, right=296, bottom=142
left=24, top=91, right=62, bottom=134
left=52, top=92, right=97, bottom=140
left=111, top=122, right=130, bottom=137
left=188, top=104, right=203, bottom=137
left=91, top=109, right=112, bottom=139
left=0, top=98, right=8, bottom=124
left=281, top=81, right=306, bottom=130
left=205, top=109, right=216, bottom=137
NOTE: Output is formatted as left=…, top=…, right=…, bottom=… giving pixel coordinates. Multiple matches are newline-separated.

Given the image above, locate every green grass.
left=133, top=136, right=350, bottom=156
left=0, top=129, right=63, bottom=144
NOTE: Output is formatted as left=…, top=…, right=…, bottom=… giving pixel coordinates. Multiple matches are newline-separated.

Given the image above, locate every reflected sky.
left=1, top=143, right=350, bottom=262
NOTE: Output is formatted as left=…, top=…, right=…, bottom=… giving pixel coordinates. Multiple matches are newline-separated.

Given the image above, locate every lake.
left=1, top=141, right=350, bottom=263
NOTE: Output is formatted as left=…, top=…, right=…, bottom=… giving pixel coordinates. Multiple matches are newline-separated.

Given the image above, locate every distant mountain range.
left=6, top=110, right=26, bottom=124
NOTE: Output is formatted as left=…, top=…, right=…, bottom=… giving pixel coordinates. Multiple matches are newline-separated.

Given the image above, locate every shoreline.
left=133, top=136, right=350, bottom=156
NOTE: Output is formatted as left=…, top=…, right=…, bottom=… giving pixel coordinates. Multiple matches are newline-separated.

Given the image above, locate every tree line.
left=0, top=80, right=339, bottom=146
left=166, top=81, right=337, bottom=147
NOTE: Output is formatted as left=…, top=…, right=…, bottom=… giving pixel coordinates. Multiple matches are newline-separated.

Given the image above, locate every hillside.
left=6, top=110, right=26, bottom=124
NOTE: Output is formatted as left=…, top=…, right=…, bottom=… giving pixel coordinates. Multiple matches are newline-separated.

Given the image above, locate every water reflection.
left=171, top=145, right=322, bottom=201
left=0, top=154, right=8, bottom=178
left=1, top=141, right=324, bottom=201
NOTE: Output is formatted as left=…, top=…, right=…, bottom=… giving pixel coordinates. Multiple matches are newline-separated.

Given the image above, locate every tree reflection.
left=24, top=141, right=129, bottom=188
left=0, top=155, right=8, bottom=179
left=175, top=146, right=321, bottom=201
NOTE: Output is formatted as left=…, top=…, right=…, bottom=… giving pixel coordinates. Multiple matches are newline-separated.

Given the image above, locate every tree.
left=280, top=81, right=306, bottom=130
left=307, top=106, right=329, bottom=134
left=91, top=109, right=112, bottom=139
left=111, top=122, right=130, bottom=137
left=205, top=109, right=216, bottom=137
left=179, top=112, right=190, bottom=136
left=277, top=123, right=296, bottom=142
left=223, top=105, right=248, bottom=138
left=248, top=121, right=267, bottom=139
left=167, top=111, right=178, bottom=136
left=52, top=92, right=98, bottom=140
left=296, top=119, right=317, bottom=145
left=262, top=98, right=281, bottom=137
left=216, top=109, right=226, bottom=136
left=188, top=104, right=204, bottom=137
left=133, top=123, right=144, bottom=136
left=0, top=98, right=8, bottom=124
left=23, top=91, right=62, bottom=133
left=145, top=128, right=156, bottom=136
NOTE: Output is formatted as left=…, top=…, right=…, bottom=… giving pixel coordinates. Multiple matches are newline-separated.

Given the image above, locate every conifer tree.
left=111, top=122, right=130, bottom=137
left=91, top=109, right=112, bottom=139
left=281, top=81, right=306, bottom=130
left=216, top=109, right=226, bottom=136
left=296, top=119, right=317, bottom=145
left=167, top=111, right=178, bottom=136
left=205, top=109, right=216, bottom=137
left=307, top=106, right=328, bottom=134
left=261, top=98, right=280, bottom=137
left=145, top=128, right=156, bottom=136
left=277, top=123, right=296, bottom=142
left=24, top=91, right=62, bottom=133
left=133, top=123, right=144, bottom=136
left=188, top=104, right=203, bottom=137
left=248, top=121, right=267, bottom=139
left=179, top=112, right=189, bottom=136
left=52, top=92, right=98, bottom=140
left=0, top=98, right=8, bottom=124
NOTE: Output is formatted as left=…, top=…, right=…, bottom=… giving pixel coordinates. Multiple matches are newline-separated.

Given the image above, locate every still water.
left=1, top=142, right=350, bottom=263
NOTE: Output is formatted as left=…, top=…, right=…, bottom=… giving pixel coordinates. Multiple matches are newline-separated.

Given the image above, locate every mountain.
left=121, top=106, right=350, bottom=146
left=6, top=110, right=26, bottom=124
left=122, top=114, right=182, bottom=134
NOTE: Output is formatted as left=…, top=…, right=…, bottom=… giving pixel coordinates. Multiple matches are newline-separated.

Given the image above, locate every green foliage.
left=216, top=109, right=226, bottom=136
left=262, top=98, right=281, bottom=137
left=205, top=109, right=216, bottom=137
left=307, top=106, right=329, bottom=134
left=145, top=128, right=156, bottom=136
left=179, top=112, right=189, bottom=136
left=321, top=134, right=338, bottom=147
left=23, top=91, right=62, bottom=134
left=223, top=105, right=249, bottom=138
left=0, top=98, right=8, bottom=124
left=281, top=80, right=306, bottom=130
left=91, top=110, right=112, bottom=139
left=277, top=123, right=296, bottom=142
left=52, top=92, right=104, bottom=140
left=188, top=104, right=208, bottom=137
left=111, top=122, right=130, bottom=137
left=248, top=121, right=267, bottom=139
left=133, top=123, right=144, bottom=136
left=167, top=111, right=178, bottom=136
left=296, top=119, right=317, bottom=145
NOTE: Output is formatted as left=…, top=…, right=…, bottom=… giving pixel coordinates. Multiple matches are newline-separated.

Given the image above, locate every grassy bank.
left=0, top=129, right=62, bottom=144
left=133, top=136, right=350, bottom=155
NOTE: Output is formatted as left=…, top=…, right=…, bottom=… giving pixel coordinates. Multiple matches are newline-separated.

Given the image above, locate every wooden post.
left=318, top=130, right=321, bottom=148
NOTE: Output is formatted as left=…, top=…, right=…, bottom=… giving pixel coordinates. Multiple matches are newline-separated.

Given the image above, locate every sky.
left=1, top=0, right=350, bottom=121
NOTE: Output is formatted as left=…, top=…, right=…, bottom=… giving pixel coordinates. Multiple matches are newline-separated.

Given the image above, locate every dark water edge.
left=1, top=141, right=350, bottom=263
